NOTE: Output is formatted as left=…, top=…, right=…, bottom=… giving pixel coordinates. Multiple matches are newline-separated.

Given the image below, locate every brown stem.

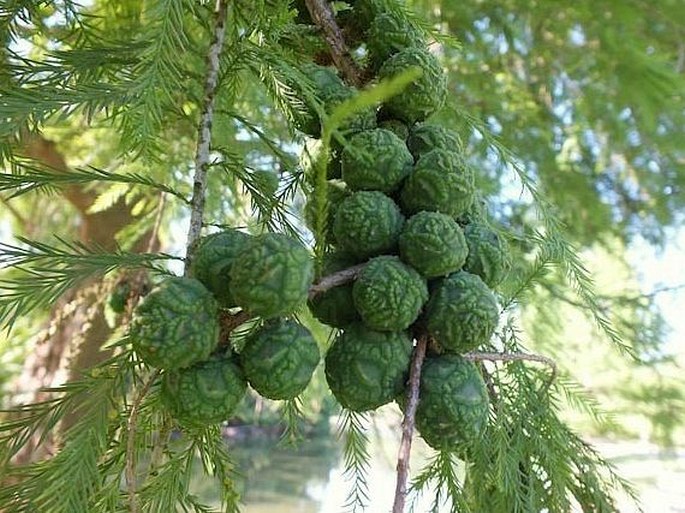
left=185, top=0, right=229, bottom=274
left=218, top=309, right=253, bottom=344
left=303, top=0, right=363, bottom=86
left=217, top=262, right=368, bottom=342
left=307, top=263, right=366, bottom=300
left=392, top=334, right=428, bottom=513
left=125, top=370, right=160, bottom=513
left=478, top=363, right=500, bottom=409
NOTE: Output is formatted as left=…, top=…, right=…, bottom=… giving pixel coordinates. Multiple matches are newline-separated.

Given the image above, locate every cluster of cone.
left=127, top=2, right=511, bottom=451
left=130, top=230, right=319, bottom=427
left=298, top=0, right=511, bottom=451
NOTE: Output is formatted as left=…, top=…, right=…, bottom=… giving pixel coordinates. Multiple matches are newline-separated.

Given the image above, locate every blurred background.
left=1, top=0, right=684, bottom=511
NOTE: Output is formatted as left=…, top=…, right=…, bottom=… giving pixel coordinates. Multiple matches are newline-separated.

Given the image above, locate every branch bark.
left=185, top=0, right=229, bottom=273
left=303, top=0, right=363, bottom=86
left=307, top=263, right=366, bottom=299
left=392, top=334, right=428, bottom=513
left=218, top=262, right=368, bottom=341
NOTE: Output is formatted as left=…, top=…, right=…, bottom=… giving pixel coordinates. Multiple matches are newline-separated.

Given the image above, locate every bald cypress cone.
left=161, top=355, right=246, bottom=426
left=231, top=233, right=314, bottom=318
left=130, top=277, right=219, bottom=370
left=463, top=222, right=511, bottom=288
left=333, top=191, right=405, bottom=259
left=189, top=229, right=251, bottom=308
left=325, top=323, right=412, bottom=412
left=353, top=255, right=428, bottom=331
left=241, top=319, right=320, bottom=400
left=415, top=355, right=489, bottom=452
left=400, top=149, right=475, bottom=218
left=367, top=12, right=423, bottom=71
left=399, top=212, right=468, bottom=278
left=341, top=128, right=413, bottom=193
left=378, top=47, right=447, bottom=123
left=407, top=123, right=463, bottom=160
left=425, top=271, right=499, bottom=353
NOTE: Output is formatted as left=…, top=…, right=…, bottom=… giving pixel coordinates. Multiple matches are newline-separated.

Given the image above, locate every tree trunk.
left=10, top=133, right=156, bottom=464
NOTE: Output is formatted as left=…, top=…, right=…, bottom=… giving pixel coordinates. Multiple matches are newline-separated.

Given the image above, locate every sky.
left=628, top=227, right=685, bottom=356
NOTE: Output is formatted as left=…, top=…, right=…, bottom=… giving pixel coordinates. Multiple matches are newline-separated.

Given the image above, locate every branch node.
left=217, top=262, right=367, bottom=344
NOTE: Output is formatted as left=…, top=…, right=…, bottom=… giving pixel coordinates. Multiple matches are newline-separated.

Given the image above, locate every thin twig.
left=546, top=281, right=685, bottom=311
left=478, top=363, right=500, bottom=410
left=392, top=334, right=428, bottom=513
left=214, top=263, right=368, bottom=345
left=146, top=416, right=172, bottom=479
left=307, top=263, right=366, bottom=300
left=184, top=0, right=229, bottom=274
left=125, top=369, right=161, bottom=513
left=303, top=0, right=363, bottom=86
left=463, top=350, right=558, bottom=387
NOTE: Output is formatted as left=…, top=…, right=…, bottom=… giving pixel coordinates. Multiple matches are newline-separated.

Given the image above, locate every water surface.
left=192, top=431, right=685, bottom=512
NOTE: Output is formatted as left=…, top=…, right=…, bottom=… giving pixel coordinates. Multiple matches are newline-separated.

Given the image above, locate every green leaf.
left=1, top=159, right=191, bottom=204
left=337, top=409, right=371, bottom=513
left=0, top=351, right=134, bottom=513
left=87, top=182, right=130, bottom=214
left=0, top=237, right=178, bottom=332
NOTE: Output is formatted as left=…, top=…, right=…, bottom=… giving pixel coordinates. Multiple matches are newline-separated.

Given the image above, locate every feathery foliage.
left=457, top=110, right=636, bottom=357
left=0, top=237, right=176, bottom=332
left=338, top=410, right=371, bottom=512
left=279, top=396, right=305, bottom=445
left=1, top=159, right=190, bottom=202
left=409, top=451, right=469, bottom=513
left=408, top=323, right=641, bottom=512
left=0, top=350, right=132, bottom=512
